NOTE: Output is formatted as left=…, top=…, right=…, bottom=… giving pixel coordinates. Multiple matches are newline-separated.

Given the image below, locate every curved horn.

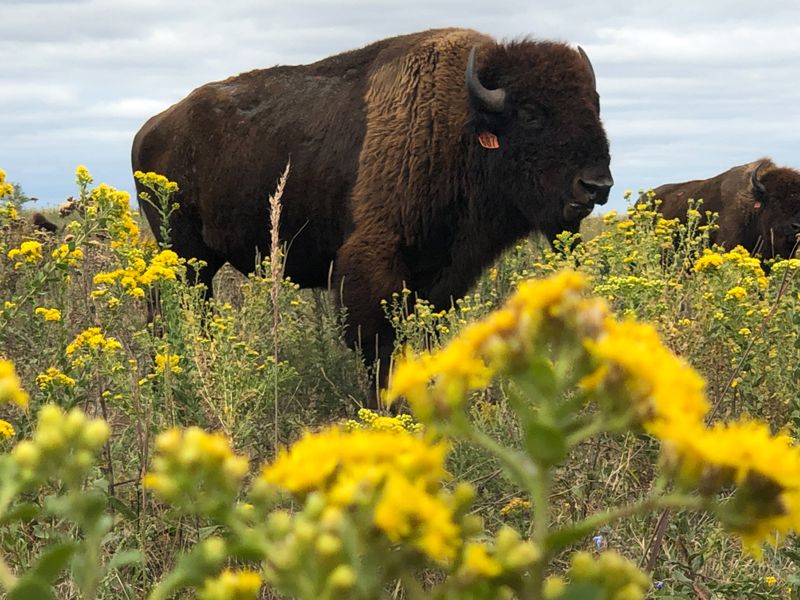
left=577, top=46, right=596, bottom=91
left=465, top=47, right=506, bottom=114
left=751, top=161, right=767, bottom=198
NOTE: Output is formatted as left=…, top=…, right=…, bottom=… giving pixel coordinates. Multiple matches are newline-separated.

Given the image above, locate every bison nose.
left=579, top=176, right=613, bottom=206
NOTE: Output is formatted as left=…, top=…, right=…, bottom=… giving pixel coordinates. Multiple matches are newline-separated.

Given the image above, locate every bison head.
left=751, top=162, right=800, bottom=259
left=465, top=41, right=612, bottom=235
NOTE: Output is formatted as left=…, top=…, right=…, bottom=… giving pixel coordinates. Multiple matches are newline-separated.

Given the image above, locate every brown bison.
left=32, top=212, right=58, bottom=233
left=655, top=159, right=800, bottom=260
left=131, top=28, right=612, bottom=384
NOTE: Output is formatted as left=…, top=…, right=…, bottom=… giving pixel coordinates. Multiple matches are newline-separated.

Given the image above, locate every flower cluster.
left=36, top=367, right=76, bottom=390
left=11, top=405, right=110, bottom=487
left=344, top=407, right=422, bottom=434
left=387, top=270, right=592, bottom=421
left=65, top=327, right=123, bottom=368
left=0, top=359, right=29, bottom=408
left=51, top=244, right=84, bottom=267
left=7, top=240, right=43, bottom=267
left=134, top=170, right=180, bottom=194
left=543, top=551, right=649, bottom=599
left=92, top=249, right=184, bottom=302
left=198, top=569, right=262, bottom=600
left=259, top=426, right=461, bottom=563
left=143, top=427, right=249, bottom=516
left=0, top=168, right=13, bottom=198
left=0, top=419, right=15, bottom=440
left=34, top=307, right=62, bottom=322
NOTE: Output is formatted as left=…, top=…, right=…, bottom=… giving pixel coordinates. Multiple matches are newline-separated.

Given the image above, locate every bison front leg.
left=333, top=231, right=407, bottom=402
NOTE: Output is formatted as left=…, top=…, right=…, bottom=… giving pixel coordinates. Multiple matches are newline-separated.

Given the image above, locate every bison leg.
left=333, top=230, right=407, bottom=404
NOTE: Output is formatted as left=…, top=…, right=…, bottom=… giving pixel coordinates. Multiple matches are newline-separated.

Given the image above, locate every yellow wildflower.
left=260, top=426, right=460, bottom=563
left=0, top=169, right=14, bottom=198
left=198, top=569, right=262, bottom=600
left=34, top=307, right=62, bottom=322
left=0, top=359, right=29, bottom=408
left=725, top=286, right=747, bottom=301
left=459, top=542, right=502, bottom=578
left=36, top=367, right=76, bottom=390
left=154, top=353, right=182, bottom=375
left=75, top=165, right=93, bottom=185
left=694, top=250, right=724, bottom=272
left=7, top=240, right=43, bottom=265
left=0, top=419, right=15, bottom=439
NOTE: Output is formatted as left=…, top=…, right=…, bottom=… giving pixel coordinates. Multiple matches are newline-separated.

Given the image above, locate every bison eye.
left=515, top=106, right=545, bottom=130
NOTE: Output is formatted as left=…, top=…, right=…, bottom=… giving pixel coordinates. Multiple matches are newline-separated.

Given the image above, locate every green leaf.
left=8, top=578, right=56, bottom=600
left=523, top=419, right=567, bottom=467
left=28, top=542, right=77, bottom=583
left=106, top=550, right=142, bottom=572
left=0, top=503, right=40, bottom=526
left=107, top=496, right=137, bottom=521
left=558, top=582, right=606, bottom=600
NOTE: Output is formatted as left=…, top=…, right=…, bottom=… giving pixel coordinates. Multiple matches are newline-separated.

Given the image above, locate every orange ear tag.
left=478, top=131, right=500, bottom=149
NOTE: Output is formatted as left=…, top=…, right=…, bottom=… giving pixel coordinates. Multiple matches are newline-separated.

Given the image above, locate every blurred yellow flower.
left=0, top=359, right=29, bottom=408
left=34, top=307, right=62, bottom=322
left=0, top=419, right=15, bottom=439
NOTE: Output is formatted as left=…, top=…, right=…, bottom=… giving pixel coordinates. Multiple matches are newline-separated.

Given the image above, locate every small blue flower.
left=655, top=581, right=664, bottom=590
left=592, top=534, right=604, bottom=550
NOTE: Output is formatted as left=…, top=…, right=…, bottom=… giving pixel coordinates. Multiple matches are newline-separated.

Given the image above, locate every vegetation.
left=1, top=166, right=799, bottom=599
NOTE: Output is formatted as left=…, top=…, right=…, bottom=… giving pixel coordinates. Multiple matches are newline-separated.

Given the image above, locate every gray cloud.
left=1, top=0, right=798, bottom=212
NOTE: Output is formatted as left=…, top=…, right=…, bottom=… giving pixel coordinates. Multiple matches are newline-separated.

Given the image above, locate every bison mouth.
left=563, top=200, right=595, bottom=222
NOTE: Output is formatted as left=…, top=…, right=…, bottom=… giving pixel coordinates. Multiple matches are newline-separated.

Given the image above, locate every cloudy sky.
left=2, top=0, right=799, bottom=214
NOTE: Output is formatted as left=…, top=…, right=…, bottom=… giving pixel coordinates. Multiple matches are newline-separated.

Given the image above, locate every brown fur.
left=131, top=28, right=612, bottom=386
left=32, top=212, right=58, bottom=233
left=656, top=159, right=800, bottom=259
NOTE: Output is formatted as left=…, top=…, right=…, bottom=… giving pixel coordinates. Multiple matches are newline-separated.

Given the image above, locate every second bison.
left=655, top=159, right=800, bottom=260
left=132, top=28, right=613, bottom=384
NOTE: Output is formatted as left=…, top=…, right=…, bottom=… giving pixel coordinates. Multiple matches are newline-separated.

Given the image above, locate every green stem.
left=0, top=484, right=20, bottom=590
left=529, top=466, right=551, bottom=596
left=463, top=426, right=539, bottom=492
left=545, top=492, right=705, bottom=553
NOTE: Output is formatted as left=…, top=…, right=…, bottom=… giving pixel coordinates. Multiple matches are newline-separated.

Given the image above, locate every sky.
left=2, top=0, right=799, bottom=215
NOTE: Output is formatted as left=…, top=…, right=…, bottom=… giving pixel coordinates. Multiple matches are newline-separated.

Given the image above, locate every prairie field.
left=1, top=167, right=799, bottom=599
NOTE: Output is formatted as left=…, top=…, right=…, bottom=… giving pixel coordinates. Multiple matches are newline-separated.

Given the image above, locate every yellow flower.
left=387, top=270, right=588, bottom=420
left=36, top=367, right=76, bottom=390
left=75, top=165, right=93, bottom=185
left=724, top=286, right=747, bottom=301
left=259, top=426, right=460, bottom=563
left=0, top=419, right=15, bottom=439
left=693, top=250, right=724, bottom=272
left=0, top=359, right=29, bottom=408
left=500, top=496, right=532, bottom=515
left=585, top=319, right=708, bottom=434
left=51, top=244, right=84, bottom=266
left=765, top=576, right=777, bottom=587
left=34, top=307, right=62, bottom=322
left=144, top=427, right=249, bottom=515
left=154, top=353, right=182, bottom=375
left=198, top=569, right=262, bottom=600
left=65, top=327, right=123, bottom=368
left=7, top=240, right=43, bottom=265
left=459, top=542, right=502, bottom=578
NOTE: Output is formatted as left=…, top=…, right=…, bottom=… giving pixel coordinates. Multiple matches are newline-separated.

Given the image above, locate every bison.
left=32, top=212, right=58, bottom=233
left=655, top=159, right=800, bottom=260
left=132, top=28, right=613, bottom=388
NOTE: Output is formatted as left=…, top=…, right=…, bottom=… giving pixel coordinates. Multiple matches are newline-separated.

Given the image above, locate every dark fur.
left=656, top=159, right=800, bottom=259
left=131, top=28, right=612, bottom=384
left=32, top=212, right=58, bottom=233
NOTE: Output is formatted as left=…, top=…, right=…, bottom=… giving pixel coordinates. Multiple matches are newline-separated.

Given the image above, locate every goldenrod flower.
left=0, top=419, right=15, bottom=439
left=51, top=244, right=84, bottom=266
left=459, top=542, right=502, bottom=578
left=260, top=426, right=461, bottom=563
left=7, top=240, right=43, bottom=266
left=0, top=359, right=29, bottom=408
left=11, top=405, right=109, bottom=487
left=154, top=353, right=182, bottom=375
left=694, top=250, right=724, bottom=272
left=36, top=367, right=76, bottom=390
left=198, top=569, right=262, bottom=600
left=34, top=307, right=62, bottom=322
left=75, top=165, right=93, bottom=185
left=144, top=427, right=249, bottom=516
left=724, top=286, right=747, bottom=301
left=0, top=169, right=14, bottom=198
left=65, top=327, right=122, bottom=367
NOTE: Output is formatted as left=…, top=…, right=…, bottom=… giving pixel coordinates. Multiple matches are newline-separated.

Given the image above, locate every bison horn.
left=577, top=46, right=596, bottom=91
left=466, top=47, right=506, bottom=114
left=751, top=161, right=767, bottom=199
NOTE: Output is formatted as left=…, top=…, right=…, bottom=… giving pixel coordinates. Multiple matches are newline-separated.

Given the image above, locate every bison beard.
left=132, top=28, right=612, bottom=401
left=655, top=158, right=800, bottom=261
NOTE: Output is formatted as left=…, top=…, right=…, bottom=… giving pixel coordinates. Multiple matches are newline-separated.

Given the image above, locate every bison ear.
left=751, top=161, right=768, bottom=208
